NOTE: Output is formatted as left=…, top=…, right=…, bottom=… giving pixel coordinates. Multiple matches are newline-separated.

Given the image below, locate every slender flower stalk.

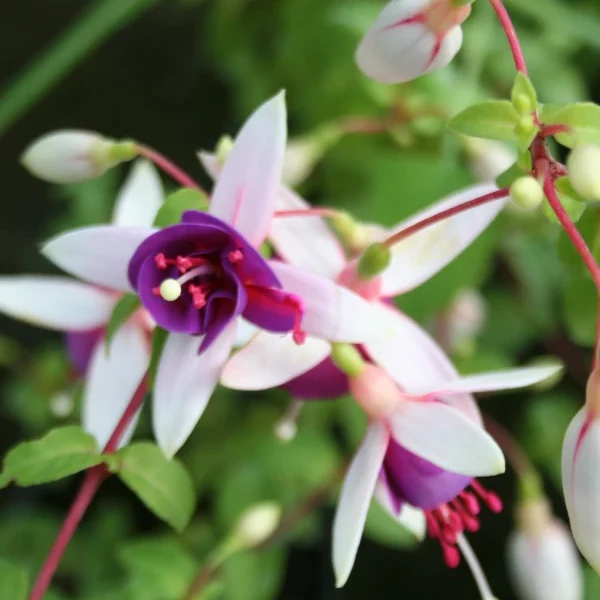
left=29, top=376, right=148, bottom=600
left=136, top=143, right=204, bottom=192
left=456, top=534, right=497, bottom=600
left=487, top=0, right=527, bottom=75
left=273, top=207, right=343, bottom=219
left=379, top=187, right=509, bottom=250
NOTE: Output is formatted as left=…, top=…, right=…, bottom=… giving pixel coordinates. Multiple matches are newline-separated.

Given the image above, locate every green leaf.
left=153, top=188, right=209, bottom=228
left=540, top=102, right=600, bottom=148
left=0, top=560, right=28, bottom=600
left=447, top=100, right=520, bottom=141
left=511, top=72, right=537, bottom=115
left=364, top=502, right=420, bottom=549
left=542, top=178, right=586, bottom=224
left=118, top=538, right=197, bottom=600
left=116, top=442, right=196, bottom=532
left=148, top=327, right=169, bottom=389
left=105, top=293, right=141, bottom=352
left=558, top=211, right=600, bottom=273
left=0, top=426, right=103, bottom=487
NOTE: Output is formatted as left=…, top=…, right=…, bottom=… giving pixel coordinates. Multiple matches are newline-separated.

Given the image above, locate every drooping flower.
left=0, top=159, right=162, bottom=446
left=355, top=0, right=472, bottom=84
left=332, top=338, right=561, bottom=587
left=220, top=180, right=508, bottom=396
left=562, top=369, right=600, bottom=574
left=507, top=497, right=582, bottom=600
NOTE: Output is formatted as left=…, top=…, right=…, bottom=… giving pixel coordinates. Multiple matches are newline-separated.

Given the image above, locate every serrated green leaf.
left=0, top=426, right=103, bottom=487
left=0, top=560, right=28, bottom=600
left=153, top=188, right=209, bottom=228
left=148, top=327, right=169, bottom=389
left=105, top=293, right=141, bottom=352
left=448, top=100, right=520, bottom=141
left=364, top=501, right=420, bottom=549
left=511, top=72, right=537, bottom=115
left=540, top=102, right=600, bottom=148
left=117, top=442, right=196, bottom=532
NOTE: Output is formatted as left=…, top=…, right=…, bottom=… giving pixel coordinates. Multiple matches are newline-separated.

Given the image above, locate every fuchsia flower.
left=355, top=0, right=472, bottom=84
left=32, top=93, right=389, bottom=457
left=0, top=160, right=162, bottom=447
left=562, top=369, right=600, bottom=574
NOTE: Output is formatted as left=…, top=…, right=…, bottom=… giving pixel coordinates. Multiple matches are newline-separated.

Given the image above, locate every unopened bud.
left=21, top=130, right=137, bottom=183
left=513, top=93, right=533, bottom=116
left=567, top=144, right=600, bottom=201
left=331, top=343, right=365, bottom=377
left=515, top=115, right=536, bottom=139
left=357, top=243, right=391, bottom=280
left=586, top=369, right=600, bottom=417
left=235, top=502, right=281, bottom=547
left=216, top=135, right=234, bottom=165
left=349, top=364, right=402, bottom=421
left=49, top=391, right=74, bottom=418
left=508, top=497, right=582, bottom=600
left=510, top=177, right=544, bottom=210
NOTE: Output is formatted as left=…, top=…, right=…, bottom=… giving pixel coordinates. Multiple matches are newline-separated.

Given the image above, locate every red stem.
left=380, top=187, right=509, bottom=249
left=487, top=0, right=528, bottom=75
left=29, top=376, right=148, bottom=600
left=136, top=144, right=205, bottom=192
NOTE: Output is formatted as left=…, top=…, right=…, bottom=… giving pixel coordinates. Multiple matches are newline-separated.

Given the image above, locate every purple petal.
left=66, top=328, right=104, bottom=375
left=282, top=356, right=349, bottom=400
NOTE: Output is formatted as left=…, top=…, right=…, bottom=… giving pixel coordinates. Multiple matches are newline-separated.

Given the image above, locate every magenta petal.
left=66, top=328, right=104, bottom=375
left=382, top=438, right=472, bottom=510
left=243, top=285, right=297, bottom=333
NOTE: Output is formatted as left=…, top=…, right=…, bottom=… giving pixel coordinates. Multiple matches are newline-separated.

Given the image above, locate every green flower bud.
left=357, top=243, right=391, bottom=280
left=509, top=176, right=544, bottom=210
left=216, top=135, right=235, bottom=164
left=331, top=343, right=365, bottom=377
left=513, top=93, right=532, bottom=116
left=235, top=503, right=281, bottom=548
left=567, top=144, right=600, bottom=201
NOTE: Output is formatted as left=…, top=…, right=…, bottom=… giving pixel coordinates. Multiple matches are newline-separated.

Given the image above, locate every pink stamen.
left=155, top=253, right=168, bottom=269
left=152, top=286, right=161, bottom=296
left=283, top=295, right=307, bottom=345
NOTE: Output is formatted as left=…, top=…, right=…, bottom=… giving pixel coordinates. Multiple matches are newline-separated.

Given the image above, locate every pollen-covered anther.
left=228, top=249, right=244, bottom=263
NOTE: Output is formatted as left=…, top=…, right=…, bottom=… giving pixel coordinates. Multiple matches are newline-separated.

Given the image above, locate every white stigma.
left=159, top=279, right=182, bottom=301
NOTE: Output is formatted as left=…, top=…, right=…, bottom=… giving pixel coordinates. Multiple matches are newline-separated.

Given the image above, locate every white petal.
left=209, top=92, right=286, bottom=245
left=355, top=0, right=436, bottom=84
left=153, top=323, right=236, bottom=457
left=333, top=422, right=389, bottom=588
left=269, top=186, right=346, bottom=278
left=42, top=225, right=155, bottom=292
left=221, top=332, right=331, bottom=390
left=112, top=160, right=164, bottom=227
left=269, top=261, right=389, bottom=343
left=390, top=400, right=505, bottom=476
left=380, top=184, right=507, bottom=296
left=562, top=408, right=600, bottom=574
left=364, top=304, right=481, bottom=422
left=234, top=317, right=259, bottom=348
left=424, top=26, right=463, bottom=74
left=374, top=482, right=426, bottom=540
left=508, top=522, right=583, bottom=600
left=83, top=322, right=150, bottom=448
left=411, top=364, right=563, bottom=398
left=198, top=151, right=220, bottom=180
left=0, top=276, right=116, bottom=331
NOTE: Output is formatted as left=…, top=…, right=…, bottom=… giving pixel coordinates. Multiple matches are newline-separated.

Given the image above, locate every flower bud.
left=21, top=130, right=137, bottom=183
left=355, top=0, right=470, bottom=84
left=349, top=364, right=402, bottom=420
left=562, top=399, right=600, bottom=574
left=216, top=135, right=234, bottom=164
left=356, top=243, right=391, bottom=280
left=567, top=144, right=600, bottom=201
left=510, top=177, right=544, bottom=210
left=507, top=497, right=582, bottom=600
left=235, top=502, right=281, bottom=548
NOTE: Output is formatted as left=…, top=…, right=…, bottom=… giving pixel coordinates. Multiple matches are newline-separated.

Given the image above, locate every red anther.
left=441, top=525, right=458, bottom=546
left=442, top=544, right=461, bottom=569
left=425, top=513, right=441, bottom=539
left=484, top=492, right=503, bottom=514
left=447, top=510, right=463, bottom=533
left=462, top=514, right=480, bottom=533
left=152, top=286, right=162, bottom=296
left=293, top=329, right=307, bottom=345
left=154, top=253, right=168, bottom=269
left=228, top=249, right=243, bottom=263
left=459, top=491, right=480, bottom=516
left=176, top=256, right=193, bottom=273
